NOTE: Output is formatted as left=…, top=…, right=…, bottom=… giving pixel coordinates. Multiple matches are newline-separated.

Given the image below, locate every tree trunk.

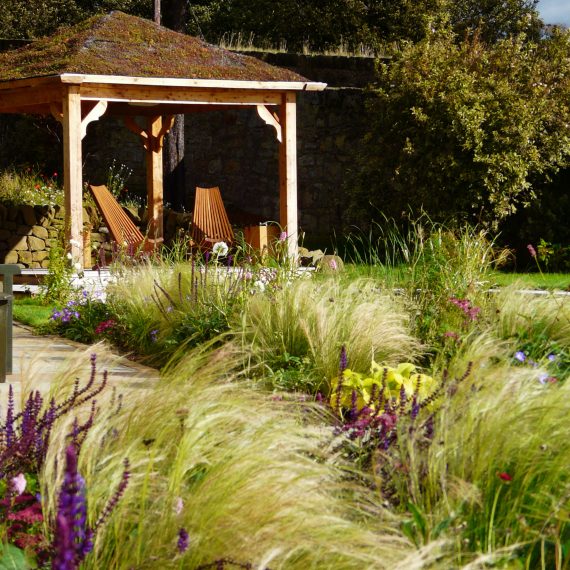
left=153, top=0, right=161, bottom=24
left=162, top=0, right=187, bottom=211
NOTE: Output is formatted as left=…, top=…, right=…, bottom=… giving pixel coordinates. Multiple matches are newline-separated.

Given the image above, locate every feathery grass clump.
left=492, top=286, right=570, bottom=349
left=102, top=260, right=247, bottom=365
left=386, top=329, right=570, bottom=568
left=240, top=277, right=422, bottom=394
left=41, top=350, right=417, bottom=569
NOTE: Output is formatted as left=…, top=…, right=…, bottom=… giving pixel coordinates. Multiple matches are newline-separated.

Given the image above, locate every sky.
left=537, top=0, right=570, bottom=27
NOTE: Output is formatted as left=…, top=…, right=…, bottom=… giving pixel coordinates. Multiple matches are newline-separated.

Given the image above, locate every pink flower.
left=329, top=259, right=338, bottom=270
left=527, top=244, right=537, bottom=257
left=279, top=231, right=287, bottom=242
left=497, top=471, right=513, bottom=482
left=174, top=497, right=184, bottom=515
left=11, top=473, right=26, bottom=495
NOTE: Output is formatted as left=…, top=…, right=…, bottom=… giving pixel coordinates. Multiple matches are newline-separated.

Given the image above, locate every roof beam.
left=78, top=84, right=282, bottom=105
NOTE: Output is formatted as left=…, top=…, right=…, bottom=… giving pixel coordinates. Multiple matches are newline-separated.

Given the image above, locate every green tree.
left=0, top=0, right=150, bottom=40
left=349, top=27, right=570, bottom=228
left=447, top=0, right=542, bottom=43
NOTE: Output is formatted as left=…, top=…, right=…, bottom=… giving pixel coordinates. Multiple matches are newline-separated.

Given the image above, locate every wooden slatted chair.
left=190, top=186, right=234, bottom=249
left=88, top=184, right=162, bottom=254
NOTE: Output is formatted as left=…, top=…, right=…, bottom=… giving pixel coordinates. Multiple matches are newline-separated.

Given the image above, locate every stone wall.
left=0, top=203, right=110, bottom=267
left=0, top=202, right=193, bottom=268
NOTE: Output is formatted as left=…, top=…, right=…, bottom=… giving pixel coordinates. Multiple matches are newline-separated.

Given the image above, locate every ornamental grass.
left=40, top=349, right=419, bottom=569
left=239, top=277, right=422, bottom=394
left=387, top=326, right=570, bottom=568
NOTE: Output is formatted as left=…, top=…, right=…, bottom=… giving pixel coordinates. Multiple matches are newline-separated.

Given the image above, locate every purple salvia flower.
left=339, top=345, right=348, bottom=373
left=53, top=445, right=91, bottom=568
left=5, top=384, right=14, bottom=448
left=93, top=458, right=130, bottom=531
left=52, top=512, right=75, bottom=570
left=411, top=395, right=420, bottom=420
left=177, top=528, right=190, bottom=553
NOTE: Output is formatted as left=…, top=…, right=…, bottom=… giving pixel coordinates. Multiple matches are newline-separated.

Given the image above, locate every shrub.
left=350, top=28, right=570, bottom=228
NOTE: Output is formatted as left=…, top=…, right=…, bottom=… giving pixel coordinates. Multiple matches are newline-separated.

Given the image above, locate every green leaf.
left=0, top=544, right=34, bottom=570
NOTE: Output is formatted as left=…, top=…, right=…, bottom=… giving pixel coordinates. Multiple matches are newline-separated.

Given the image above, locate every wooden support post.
left=146, top=115, right=164, bottom=241
left=279, top=92, right=298, bottom=260
left=63, top=85, right=83, bottom=264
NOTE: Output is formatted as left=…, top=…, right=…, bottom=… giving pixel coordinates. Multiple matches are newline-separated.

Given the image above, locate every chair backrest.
left=89, top=184, right=146, bottom=250
left=191, top=186, right=234, bottom=247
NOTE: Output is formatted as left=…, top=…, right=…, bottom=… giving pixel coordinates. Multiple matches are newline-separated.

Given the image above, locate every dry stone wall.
left=0, top=203, right=110, bottom=267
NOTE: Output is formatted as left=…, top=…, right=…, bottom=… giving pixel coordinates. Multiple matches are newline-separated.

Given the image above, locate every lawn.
left=12, top=296, right=55, bottom=328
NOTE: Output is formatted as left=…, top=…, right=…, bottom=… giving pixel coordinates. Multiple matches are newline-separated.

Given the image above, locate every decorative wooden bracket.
left=80, top=100, right=107, bottom=139
left=50, top=103, right=63, bottom=123
left=123, top=114, right=175, bottom=152
left=50, top=100, right=108, bottom=140
left=257, top=105, right=282, bottom=142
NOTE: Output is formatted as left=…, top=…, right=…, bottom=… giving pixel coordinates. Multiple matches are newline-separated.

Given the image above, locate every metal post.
left=0, top=295, right=10, bottom=382
left=0, top=264, right=21, bottom=374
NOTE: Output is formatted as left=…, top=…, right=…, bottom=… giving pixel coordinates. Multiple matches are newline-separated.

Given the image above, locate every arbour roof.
left=0, top=11, right=306, bottom=83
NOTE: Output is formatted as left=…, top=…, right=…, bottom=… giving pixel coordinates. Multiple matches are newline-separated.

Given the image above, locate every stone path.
left=0, top=323, right=159, bottom=409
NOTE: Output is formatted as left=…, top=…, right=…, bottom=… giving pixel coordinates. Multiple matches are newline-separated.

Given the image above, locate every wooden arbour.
left=0, top=12, right=328, bottom=265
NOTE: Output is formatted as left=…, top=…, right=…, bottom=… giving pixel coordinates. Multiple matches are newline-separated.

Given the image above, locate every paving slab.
left=0, top=323, right=159, bottom=410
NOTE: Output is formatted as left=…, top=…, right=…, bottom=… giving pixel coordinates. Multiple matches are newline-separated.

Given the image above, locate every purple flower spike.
left=53, top=445, right=90, bottom=569
left=527, top=244, right=537, bottom=257
left=177, top=528, right=190, bottom=553
left=339, top=346, right=348, bottom=373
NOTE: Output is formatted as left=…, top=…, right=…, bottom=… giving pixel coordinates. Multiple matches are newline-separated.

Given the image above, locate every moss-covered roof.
left=0, top=11, right=306, bottom=83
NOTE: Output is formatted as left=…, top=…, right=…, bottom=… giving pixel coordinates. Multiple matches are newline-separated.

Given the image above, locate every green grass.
left=488, top=271, right=570, bottom=290
left=13, top=296, right=55, bottom=328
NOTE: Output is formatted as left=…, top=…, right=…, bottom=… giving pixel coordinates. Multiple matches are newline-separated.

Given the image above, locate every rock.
left=9, top=236, right=27, bottom=251
left=28, top=236, right=46, bottom=251
left=29, top=262, right=41, bottom=269
left=124, top=206, right=141, bottom=224
left=31, top=225, right=49, bottom=239
left=319, top=254, right=344, bottom=273
left=7, top=207, right=19, bottom=222
left=32, top=251, right=49, bottom=262
left=54, top=205, right=65, bottom=219
left=18, top=251, right=32, bottom=265
left=4, top=251, right=18, bottom=264
left=16, top=225, right=32, bottom=236
left=20, top=205, right=37, bottom=226
left=41, top=260, right=50, bottom=268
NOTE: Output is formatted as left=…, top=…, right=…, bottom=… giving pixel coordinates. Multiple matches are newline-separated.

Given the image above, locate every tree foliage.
left=187, top=0, right=543, bottom=51
left=0, top=0, right=150, bottom=40
left=349, top=28, right=570, bottom=227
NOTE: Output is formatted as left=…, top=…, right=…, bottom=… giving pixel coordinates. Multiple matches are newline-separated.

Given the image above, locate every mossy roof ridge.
left=0, top=11, right=307, bottom=83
